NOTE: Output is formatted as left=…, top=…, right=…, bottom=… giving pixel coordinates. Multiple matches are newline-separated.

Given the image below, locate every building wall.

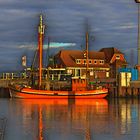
left=66, top=68, right=108, bottom=79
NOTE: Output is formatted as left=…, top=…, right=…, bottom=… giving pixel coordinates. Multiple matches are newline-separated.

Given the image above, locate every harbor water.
left=0, top=98, right=140, bottom=140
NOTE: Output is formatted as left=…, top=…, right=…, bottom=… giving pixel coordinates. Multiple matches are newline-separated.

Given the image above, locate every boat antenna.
left=38, top=14, right=45, bottom=89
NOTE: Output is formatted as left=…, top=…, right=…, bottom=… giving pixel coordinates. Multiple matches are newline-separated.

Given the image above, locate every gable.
left=100, top=47, right=123, bottom=63
left=110, top=53, right=127, bottom=64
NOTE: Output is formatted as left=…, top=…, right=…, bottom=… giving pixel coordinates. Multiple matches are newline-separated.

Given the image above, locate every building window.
left=67, top=69, right=72, bottom=74
left=90, top=70, right=93, bottom=76
left=75, top=69, right=80, bottom=76
left=76, top=59, right=81, bottom=64
left=106, top=72, right=109, bottom=77
left=89, top=60, right=92, bottom=64
left=94, top=60, right=97, bottom=64
left=116, top=55, right=120, bottom=59
left=100, top=60, right=104, bottom=64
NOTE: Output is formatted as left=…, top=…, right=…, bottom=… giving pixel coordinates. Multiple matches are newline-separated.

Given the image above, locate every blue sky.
left=0, top=0, right=138, bottom=71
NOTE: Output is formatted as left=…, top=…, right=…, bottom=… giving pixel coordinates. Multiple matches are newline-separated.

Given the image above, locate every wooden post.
left=131, top=87, right=134, bottom=98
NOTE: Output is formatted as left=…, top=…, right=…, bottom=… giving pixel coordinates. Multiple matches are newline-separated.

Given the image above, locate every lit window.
left=106, top=72, right=109, bottom=77
left=67, top=69, right=72, bottom=74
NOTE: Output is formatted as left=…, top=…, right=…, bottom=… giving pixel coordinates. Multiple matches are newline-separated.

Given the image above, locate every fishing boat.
left=9, top=15, right=108, bottom=99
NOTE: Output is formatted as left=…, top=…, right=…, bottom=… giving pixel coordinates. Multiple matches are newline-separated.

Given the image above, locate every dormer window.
left=116, top=55, right=120, bottom=59
left=76, top=59, right=81, bottom=64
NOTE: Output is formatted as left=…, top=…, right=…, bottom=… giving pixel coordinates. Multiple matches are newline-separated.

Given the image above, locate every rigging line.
left=31, top=49, right=38, bottom=70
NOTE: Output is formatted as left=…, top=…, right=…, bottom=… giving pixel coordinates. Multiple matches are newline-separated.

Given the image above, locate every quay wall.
left=108, top=86, right=140, bottom=98
left=0, top=79, right=29, bottom=88
left=0, top=79, right=29, bottom=98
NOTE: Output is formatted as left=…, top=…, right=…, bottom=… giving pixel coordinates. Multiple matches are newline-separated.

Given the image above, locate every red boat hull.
left=9, top=85, right=108, bottom=99
left=10, top=90, right=108, bottom=99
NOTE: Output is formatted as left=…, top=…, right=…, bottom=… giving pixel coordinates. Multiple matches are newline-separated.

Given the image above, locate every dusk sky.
left=0, top=0, right=138, bottom=71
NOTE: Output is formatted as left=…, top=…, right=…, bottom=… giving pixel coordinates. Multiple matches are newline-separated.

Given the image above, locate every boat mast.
left=86, top=27, right=89, bottom=89
left=38, top=15, right=45, bottom=89
left=86, top=30, right=89, bottom=73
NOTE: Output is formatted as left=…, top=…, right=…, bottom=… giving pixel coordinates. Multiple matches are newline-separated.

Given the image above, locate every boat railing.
left=0, top=72, right=28, bottom=80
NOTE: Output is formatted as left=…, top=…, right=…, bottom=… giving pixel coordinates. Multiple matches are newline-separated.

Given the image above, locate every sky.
left=0, top=0, right=138, bottom=71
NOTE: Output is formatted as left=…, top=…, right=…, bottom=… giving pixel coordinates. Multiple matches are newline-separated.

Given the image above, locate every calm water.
left=0, top=98, right=140, bottom=140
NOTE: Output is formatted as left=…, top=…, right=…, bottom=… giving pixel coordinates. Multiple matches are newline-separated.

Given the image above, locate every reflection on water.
left=0, top=98, right=140, bottom=140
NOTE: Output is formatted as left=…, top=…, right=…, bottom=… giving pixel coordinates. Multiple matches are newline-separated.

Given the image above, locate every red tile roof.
left=55, top=50, right=110, bottom=68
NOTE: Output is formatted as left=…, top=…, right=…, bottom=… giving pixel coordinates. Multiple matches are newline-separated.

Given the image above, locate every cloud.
left=18, top=42, right=76, bottom=50
left=44, top=42, right=76, bottom=48
left=114, top=23, right=137, bottom=30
